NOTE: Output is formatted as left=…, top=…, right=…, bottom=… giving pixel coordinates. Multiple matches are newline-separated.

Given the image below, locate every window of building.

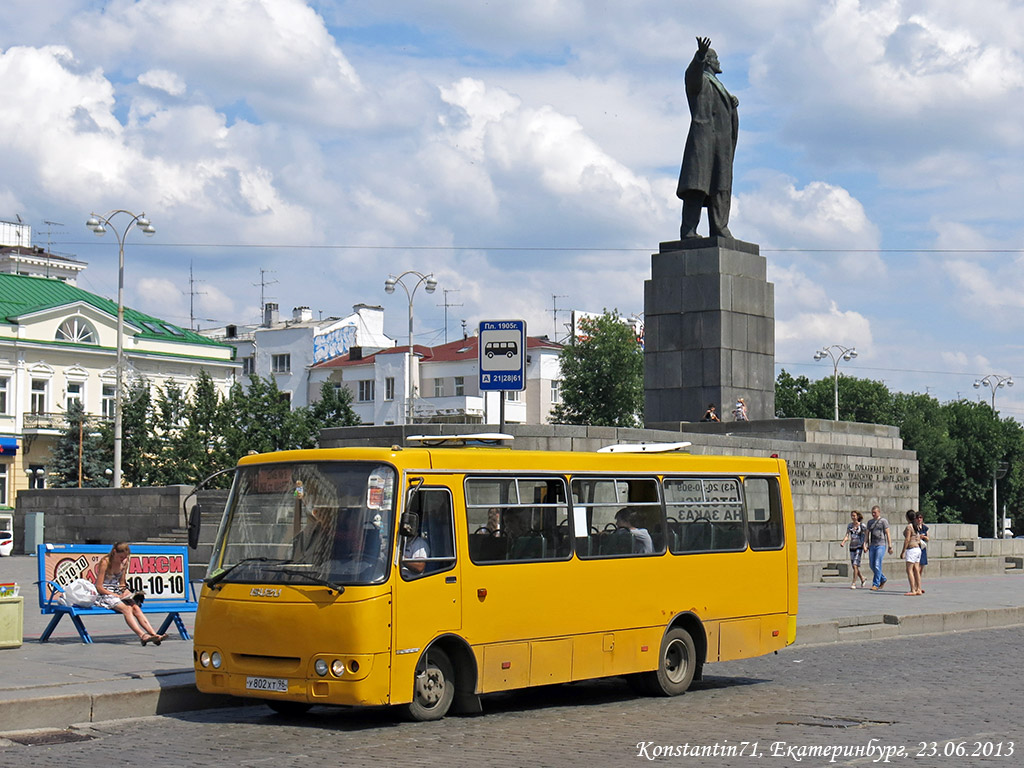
left=465, top=476, right=571, bottom=563
left=271, top=354, right=291, bottom=373
left=358, top=380, right=375, bottom=402
left=571, top=477, right=664, bottom=557
left=0, top=377, right=7, bottom=415
left=551, top=379, right=561, bottom=404
left=664, top=477, right=746, bottom=553
left=454, top=376, right=465, bottom=396
left=0, top=463, right=6, bottom=505
left=242, top=356, right=255, bottom=376
left=506, top=389, right=521, bottom=402
left=101, top=384, right=116, bottom=419
left=55, top=317, right=97, bottom=344
left=66, top=381, right=83, bottom=412
left=30, top=380, right=47, bottom=414
left=385, top=377, right=395, bottom=401
left=434, top=378, right=444, bottom=398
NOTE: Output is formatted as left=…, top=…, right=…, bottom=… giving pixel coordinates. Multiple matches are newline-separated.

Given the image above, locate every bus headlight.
left=211, top=652, right=222, bottom=669
left=315, top=659, right=329, bottom=677
left=199, top=651, right=211, bottom=668
left=331, top=659, right=345, bottom=677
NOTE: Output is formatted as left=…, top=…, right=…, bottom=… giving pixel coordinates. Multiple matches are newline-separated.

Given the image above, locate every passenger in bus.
left=615, top=508, right=653, bottom=554
left=93, top=542, right=167, bottom=646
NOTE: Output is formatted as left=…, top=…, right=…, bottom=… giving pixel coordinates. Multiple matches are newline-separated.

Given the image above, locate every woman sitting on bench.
left=94, top=542, right=167, bottom=646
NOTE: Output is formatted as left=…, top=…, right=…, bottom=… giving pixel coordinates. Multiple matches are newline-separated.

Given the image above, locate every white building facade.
left=200, top=303, right=395, bottom=408
left=0, top=273, right=237, bottom=505
left=309, top=335, right=563, bottom=425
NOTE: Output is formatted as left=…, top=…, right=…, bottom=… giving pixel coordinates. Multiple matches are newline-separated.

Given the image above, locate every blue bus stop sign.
left=479, top=320, right=526, bottom=391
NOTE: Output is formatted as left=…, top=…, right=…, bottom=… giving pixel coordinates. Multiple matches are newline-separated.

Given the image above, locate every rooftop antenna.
left=437, top=288, right=463, bottom=344
left=253, top=268, right=278, bottom=322
left=41, top=220, right=65, bottom=277
left=187, top=261, right=208, bottom=330
left=550, top=294, right=568, bottom=342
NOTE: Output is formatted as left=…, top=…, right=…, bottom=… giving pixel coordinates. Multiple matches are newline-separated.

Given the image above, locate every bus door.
left=394, top=483, right=461, bottom=655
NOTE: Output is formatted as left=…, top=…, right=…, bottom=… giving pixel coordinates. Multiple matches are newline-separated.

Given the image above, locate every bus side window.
left=744, top=477, right=784, bottom=550
left=401, top=488, right=456, bottom=579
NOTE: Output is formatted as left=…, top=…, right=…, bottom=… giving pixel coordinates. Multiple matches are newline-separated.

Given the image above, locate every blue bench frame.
left=36, top=543, right=199, bottom=644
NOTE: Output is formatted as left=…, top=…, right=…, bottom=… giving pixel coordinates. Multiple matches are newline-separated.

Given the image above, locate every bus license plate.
left=246, top=676, right=288, bottom=692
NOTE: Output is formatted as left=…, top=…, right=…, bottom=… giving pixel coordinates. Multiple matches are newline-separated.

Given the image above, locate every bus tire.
left=405, top=648, right=455, bottom=721
left=265, top=700, right=312, bottom=716
left=646, top=627, right=696, bottom=696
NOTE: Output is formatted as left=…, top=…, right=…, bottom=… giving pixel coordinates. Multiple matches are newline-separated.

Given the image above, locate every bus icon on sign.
left=484, top=341, right=518, bottom=359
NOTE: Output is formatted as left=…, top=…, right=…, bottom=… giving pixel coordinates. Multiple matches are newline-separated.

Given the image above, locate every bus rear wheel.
left=644, top=627, right=696, bottom=696
left=405, top=648, right=455, bottom=721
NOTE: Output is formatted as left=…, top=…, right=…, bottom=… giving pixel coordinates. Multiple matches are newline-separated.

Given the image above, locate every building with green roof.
left=0, top=273, right=237, bottom=504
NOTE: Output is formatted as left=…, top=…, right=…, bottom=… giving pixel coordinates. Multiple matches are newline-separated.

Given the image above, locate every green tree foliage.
left=115, top=371, right=360, bottom=489
left=49, top=400, right=110, bottom=487
left=551, top=310, right=644, bottom=427
left=776, top=371, right=1024, bottom=534
left=120, top=379, right=157, bottom=486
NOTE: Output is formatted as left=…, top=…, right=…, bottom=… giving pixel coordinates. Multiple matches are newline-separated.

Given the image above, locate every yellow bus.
left=192, top=437, right=796, bottom=720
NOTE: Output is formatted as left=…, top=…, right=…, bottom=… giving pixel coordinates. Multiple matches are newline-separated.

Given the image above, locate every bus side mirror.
left=187, top=504, right=202, bottom=549
left=399, top=512, right=420, bottom=538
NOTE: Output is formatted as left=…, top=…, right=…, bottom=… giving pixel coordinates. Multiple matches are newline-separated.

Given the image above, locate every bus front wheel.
left=405, top=648, right=455, bottom=721
left=646, top=627, right=696, bottom=696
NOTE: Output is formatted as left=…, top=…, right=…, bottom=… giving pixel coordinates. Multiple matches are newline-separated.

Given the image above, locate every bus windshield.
left=207, top=461, right=397, bottom=587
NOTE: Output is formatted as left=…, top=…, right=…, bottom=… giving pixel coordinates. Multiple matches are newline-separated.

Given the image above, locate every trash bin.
left=0, top=585, right=23, bottom=648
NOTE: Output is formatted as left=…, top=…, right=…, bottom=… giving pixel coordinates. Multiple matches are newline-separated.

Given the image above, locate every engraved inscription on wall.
left=787, top=459, right=913, bottom=494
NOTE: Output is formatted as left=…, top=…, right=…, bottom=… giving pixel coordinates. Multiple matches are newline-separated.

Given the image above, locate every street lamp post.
left=384, top=271, right=438, bottom=423
left=86, top=210, right=156, bottom=488
left=813, top=344, right=858, bottom=421
left=974, top=374, right=1014, bottom=538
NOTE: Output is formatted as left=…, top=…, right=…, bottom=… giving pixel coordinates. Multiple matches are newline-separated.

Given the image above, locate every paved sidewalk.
left=0, top=555, right=1021, bottom=733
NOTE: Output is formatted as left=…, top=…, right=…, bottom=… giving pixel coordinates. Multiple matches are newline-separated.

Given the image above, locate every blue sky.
left=3, top=1, right=1024, bottom=417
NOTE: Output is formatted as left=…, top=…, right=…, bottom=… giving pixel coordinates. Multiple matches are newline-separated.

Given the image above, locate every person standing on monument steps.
left=678, top=36, right=739, bottom=240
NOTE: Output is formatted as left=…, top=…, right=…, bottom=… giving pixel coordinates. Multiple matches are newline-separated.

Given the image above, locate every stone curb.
left=795, top=606, right=1024, bottom=646
left=0, top=672, right=238, bottom=733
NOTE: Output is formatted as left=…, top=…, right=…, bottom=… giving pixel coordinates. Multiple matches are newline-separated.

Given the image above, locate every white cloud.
left=137, top=69, right=186, bottom=97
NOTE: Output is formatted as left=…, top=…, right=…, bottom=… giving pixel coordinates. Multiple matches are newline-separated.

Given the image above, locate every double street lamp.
left=813, top=344, right=858, bottom=421
left=974, top=374, right=1014, bottom=538
left=384, top=271, right=437, bottom=424
left=86, top=210, right=156, bottom=488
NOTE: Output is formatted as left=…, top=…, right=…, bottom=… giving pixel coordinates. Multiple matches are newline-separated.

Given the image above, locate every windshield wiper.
left=270, top=567, right=346, bottom=594
left=205, top=557, right=291, bottom=588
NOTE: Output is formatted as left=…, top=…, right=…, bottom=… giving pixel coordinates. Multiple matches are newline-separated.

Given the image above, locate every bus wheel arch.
left=668, top=612, right=706, bottom=682
left=404, top=635, right=479, bottom=721
left=635, top=613, right=705, bottom=697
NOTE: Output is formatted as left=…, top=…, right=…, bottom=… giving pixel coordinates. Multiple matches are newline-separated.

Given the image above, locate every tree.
left=49, top=401, right=109, bottom=487
left=775, top=369, right=812, bottom=418
left=120, top=378, right=157, bottom=486
left=552, top=310, right=643, bottom=427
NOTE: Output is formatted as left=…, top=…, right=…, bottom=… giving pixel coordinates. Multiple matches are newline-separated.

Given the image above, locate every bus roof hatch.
left=597, top=441, right=692, bottom=453
left=406, top=432, right=515, bottom=447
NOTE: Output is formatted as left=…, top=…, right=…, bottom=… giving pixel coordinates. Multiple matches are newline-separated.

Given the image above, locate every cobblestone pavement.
left=2, top=625, right=1021, bottom=768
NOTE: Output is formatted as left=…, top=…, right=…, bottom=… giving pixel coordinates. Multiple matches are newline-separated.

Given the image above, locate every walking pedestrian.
left=865, top=505, right=893, bottom=590
left=900, top=510, right=923, bottom=595
left=839, top=510, right=868, bottom=588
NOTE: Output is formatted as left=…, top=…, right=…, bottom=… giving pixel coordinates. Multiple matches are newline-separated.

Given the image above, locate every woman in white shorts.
left=900, top=510, right=923, bottom=596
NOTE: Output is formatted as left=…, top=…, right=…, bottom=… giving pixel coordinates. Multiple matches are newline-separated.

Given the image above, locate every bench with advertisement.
left=36, top=543, right=198, bottom=644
